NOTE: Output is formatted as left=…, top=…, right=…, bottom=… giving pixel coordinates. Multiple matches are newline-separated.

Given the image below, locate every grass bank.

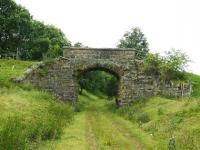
left=0, top=59, right=74, bottom=150
left=114, top=81, right=200, bottom=150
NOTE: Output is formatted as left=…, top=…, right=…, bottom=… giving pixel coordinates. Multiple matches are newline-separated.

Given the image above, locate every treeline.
left=0, top=0, right=71, bottom=60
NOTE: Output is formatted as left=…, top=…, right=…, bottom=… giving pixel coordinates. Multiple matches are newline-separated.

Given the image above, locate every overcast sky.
left=15, top=0, right=200, bottom=75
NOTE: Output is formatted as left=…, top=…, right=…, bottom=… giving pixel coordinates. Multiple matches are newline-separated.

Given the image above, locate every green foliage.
left=31, top=21, right=71, bottom=60
left=137, top=113, right=151, bottom=123
left=157, top=107, right=164, bottom=116
left=0, top=116, right=28, bottom=150
left=0, top=59, right=36, bottom=87
left=115, top=96, right=200, bottom=149
left=30, top=38, right=51, bottom=60
left=144, top=49, right=190, bottom=81
left=0, top=60, right=74, bottom=149
left=187, top=73, right=200, bottom=98
left=0, top=0, right=32, bottom=58
left=176, top=129, right=200, bottom=150
left=78, top=70, right=119, bottom=98
left=73, top=42, right=84, bottom=48
left=143, top=53, right=162, bottom=75
left=117, top=27, right=149, bottom=59
left=0, top=0, right=71, bottom=60
left=0, top=103, right=74, bottom=150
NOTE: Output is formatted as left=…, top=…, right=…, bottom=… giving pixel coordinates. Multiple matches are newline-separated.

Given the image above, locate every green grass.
left=187, top=73, right=200, bottom=98
left=115, top=96, right=200, bottom=149
left=40, top=91, right=155, bottom=150
left=0, top=59, right=36, bottom=86
left=1, top=59, right=200, bottom=150
left=0, top=59, right=74, bottom=150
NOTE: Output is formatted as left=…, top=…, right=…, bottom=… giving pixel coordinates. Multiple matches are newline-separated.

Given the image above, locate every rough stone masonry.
left=16, top=48, right=192, bottom=106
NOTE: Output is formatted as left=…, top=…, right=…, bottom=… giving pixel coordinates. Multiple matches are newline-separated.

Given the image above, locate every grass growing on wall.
left=0, top=59, right=74, bottom=149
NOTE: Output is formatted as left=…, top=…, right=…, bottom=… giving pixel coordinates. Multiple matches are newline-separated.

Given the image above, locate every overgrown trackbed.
left=41, top=93, right=150, bottom=150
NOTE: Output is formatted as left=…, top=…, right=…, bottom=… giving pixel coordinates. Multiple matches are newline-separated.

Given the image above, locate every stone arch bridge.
left=17, top=48, right=191, bottom=106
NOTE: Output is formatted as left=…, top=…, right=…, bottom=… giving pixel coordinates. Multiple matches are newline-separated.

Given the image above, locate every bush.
left=144, top=49, right=189, bottom=81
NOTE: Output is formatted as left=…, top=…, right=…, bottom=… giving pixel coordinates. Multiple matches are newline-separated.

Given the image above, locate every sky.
left=15, top=0, right=200, bottom=75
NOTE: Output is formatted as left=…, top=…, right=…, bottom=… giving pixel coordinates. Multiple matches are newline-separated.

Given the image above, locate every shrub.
left=144, top=49, right=189, bottom=81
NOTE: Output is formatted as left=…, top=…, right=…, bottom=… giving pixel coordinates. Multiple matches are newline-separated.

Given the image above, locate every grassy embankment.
left=1, top=59, right=200, bottom=150
left=40, top=90, right=155, bottom=150
left=114, top=73, right=200, bottom=150
left=0, top=60, right=74, bottom=150
left=41, top=74, right=200, bottom=150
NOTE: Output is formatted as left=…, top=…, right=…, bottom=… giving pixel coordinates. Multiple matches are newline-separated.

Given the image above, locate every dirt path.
left=40, top=95, right=150, bottom=150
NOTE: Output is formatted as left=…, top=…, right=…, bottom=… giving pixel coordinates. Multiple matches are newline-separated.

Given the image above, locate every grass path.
left=40, top=92, right=152, bottom=150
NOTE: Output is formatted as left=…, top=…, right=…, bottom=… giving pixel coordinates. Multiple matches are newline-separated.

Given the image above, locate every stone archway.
left=63, top=48, right=138, bottom=106
left=17, top=48, right=192, bottom=106
left=75, top=65, right=121, bottom=105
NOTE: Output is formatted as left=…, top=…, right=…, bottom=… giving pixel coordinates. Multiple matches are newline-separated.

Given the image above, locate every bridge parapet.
left=63, top=48, right=136, bottom=61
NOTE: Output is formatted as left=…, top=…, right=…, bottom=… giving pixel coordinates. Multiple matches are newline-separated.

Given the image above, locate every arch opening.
left=77, top=67, right=120, bottom=105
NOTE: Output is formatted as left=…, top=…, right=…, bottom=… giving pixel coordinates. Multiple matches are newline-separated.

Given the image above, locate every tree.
left=0, top=0, right=33, bottom=58
left=117, top=27, right=149, bottom=59
left=0, top=0, right=71, bottom=60
left=74, top=42, right=84, bottom=48
left=30, top=21, right=71, bottom=60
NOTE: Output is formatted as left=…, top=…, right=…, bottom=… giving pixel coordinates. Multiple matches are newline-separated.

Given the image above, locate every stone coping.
left=63, top=47, right=137, bottom=51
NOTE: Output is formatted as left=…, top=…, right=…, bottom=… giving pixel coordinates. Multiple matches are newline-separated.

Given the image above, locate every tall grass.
left=0, top=96, right=74, bottom=150
left=0, top=60, right=74, bottom=149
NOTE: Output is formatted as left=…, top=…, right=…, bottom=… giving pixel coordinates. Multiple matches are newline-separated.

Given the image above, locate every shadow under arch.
left=76, top=65, right=121, bottom=106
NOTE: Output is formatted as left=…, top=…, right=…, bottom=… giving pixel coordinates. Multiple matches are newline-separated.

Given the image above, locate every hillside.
left=40, top=92, right=200, bottom=150
left=1, top=59, right=200, bottom=150
left=0, top=60, right=74, bottom=149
